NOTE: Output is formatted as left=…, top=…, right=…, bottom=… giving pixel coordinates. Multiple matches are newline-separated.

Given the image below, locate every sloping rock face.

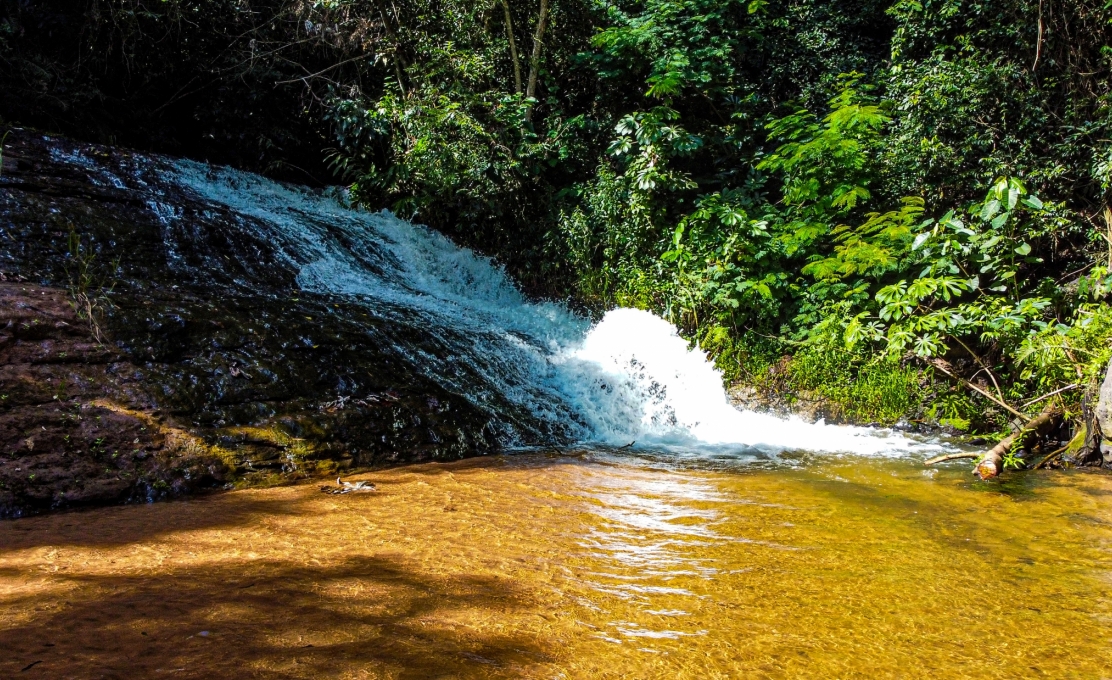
left=0, top=284, right=230, bottom=514
left=0, top=128, right=501, bottom=517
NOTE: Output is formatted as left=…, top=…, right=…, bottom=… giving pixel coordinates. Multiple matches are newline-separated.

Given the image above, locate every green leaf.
left=1022, top=195, right=1044, bottom=210
left=1015, top=242, right=1032, bottom=256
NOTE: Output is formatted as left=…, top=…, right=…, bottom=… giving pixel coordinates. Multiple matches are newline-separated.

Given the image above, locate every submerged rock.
left=0, top=129, right=505, bottom=517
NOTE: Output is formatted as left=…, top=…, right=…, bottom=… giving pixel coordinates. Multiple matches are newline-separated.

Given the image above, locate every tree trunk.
left=501, top=0, right=523, bottom=94
left=373, top=0, right=408, bottom=93
left=524, top=0, right=549, bottom=121
left=1097, top=356, right=1112, bottom=464
left=975, top=404, right=1062, bottom=479
left=1069, top=357, right=1112, bottom=467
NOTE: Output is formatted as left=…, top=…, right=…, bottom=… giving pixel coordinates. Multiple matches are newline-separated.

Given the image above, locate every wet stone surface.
left=0, top=128, right=505, bottom=517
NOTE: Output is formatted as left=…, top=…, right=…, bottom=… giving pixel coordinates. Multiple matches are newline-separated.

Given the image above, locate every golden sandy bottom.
left=1, top=451, right=1111, bottom=679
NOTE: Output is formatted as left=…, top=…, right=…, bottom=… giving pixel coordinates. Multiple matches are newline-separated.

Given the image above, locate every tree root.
left=1034, top=446, right=1068, bottom=470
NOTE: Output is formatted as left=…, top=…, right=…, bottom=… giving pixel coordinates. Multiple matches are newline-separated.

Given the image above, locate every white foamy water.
left=559, top=309, right=928, bottom=456
left=162, top=160, right=940, bottom=457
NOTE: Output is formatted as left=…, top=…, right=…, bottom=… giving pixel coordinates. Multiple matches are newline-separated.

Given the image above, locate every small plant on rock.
left=64, top=224, right=119, bottom=343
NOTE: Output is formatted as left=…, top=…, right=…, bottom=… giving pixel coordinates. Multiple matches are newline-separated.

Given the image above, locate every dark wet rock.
left=0, top=128, right=502, bottom=517
left=727, top=382, right=844, bottom=425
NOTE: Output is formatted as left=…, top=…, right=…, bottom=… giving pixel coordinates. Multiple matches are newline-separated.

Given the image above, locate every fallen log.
left=975, top=404, right=1062, bottom=480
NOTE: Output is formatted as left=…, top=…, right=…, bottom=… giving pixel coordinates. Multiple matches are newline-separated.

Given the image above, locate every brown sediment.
left=1, top=453, right=1111, bottom=678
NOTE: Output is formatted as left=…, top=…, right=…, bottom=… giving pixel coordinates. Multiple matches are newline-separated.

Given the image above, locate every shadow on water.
left=0, top=495, right=315, bottom=552
left=967, top=470, right=1047, bottom=499
left=0, top=463, right=572, bottom=679
left=0, top=451, right=583, bottom=553
left=0, top=554, right=550, bottom=679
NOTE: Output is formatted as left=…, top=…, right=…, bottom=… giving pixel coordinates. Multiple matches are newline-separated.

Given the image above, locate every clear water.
left=165, top=160, right=943, bottom=458
left=3, top=453, right=1110, bottom=678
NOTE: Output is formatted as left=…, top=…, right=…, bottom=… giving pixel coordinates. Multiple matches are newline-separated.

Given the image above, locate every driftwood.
left=924, top=452, right=980, bottom=465
left=975, top=404, right=1062, bottom=480
left=924, top=358, right=1111, bottom=476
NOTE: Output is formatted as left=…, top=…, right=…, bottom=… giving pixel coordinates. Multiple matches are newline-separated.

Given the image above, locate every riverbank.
left=2, top=450, right=1110, bottom=678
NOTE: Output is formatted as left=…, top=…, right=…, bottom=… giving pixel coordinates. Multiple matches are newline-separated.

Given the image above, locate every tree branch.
left=926, top=357, right=1029, bottom=422
left=953, top=336, right=1005, bottom=404
left=1032, top=0, right=1044, bottom=73
left=372, top=0, right=408, bottom=93
left=925, top=452, right=980, bottom=465
left=1022, top=383, right=1078, bottom=409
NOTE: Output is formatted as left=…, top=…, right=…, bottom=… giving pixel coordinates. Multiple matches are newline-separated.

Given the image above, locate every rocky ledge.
left=0, top=128, right=502, bottom=517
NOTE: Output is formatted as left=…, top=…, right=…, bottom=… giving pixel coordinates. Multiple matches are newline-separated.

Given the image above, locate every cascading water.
left=166, top=160, right=938, bottom=457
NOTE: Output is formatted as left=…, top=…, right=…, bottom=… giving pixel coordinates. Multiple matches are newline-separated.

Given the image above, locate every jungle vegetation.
left=3, top=0, right=1112, bottom=448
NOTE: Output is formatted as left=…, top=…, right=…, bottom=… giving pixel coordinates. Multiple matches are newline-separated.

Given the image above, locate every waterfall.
left=166, top=160, right=935, bottom=457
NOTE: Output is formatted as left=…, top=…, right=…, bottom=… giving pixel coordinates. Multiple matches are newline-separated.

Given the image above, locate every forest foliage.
left=4, top=0, right=1112, bottom=435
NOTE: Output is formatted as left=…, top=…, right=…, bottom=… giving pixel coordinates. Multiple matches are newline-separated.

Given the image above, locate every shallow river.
left=2, top=451, right=1111, bottom=679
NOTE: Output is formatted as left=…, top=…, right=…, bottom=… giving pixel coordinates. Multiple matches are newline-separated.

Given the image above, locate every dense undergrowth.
left=4, top=0, right=1112, bottom=445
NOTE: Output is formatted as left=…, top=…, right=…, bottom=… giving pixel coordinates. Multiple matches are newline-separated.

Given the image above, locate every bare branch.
left=925, top=452, right=980, bottom=465
left=1022, top=383, right=1078, bottom=409
left=926, top=357, right=1029, bottom=422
